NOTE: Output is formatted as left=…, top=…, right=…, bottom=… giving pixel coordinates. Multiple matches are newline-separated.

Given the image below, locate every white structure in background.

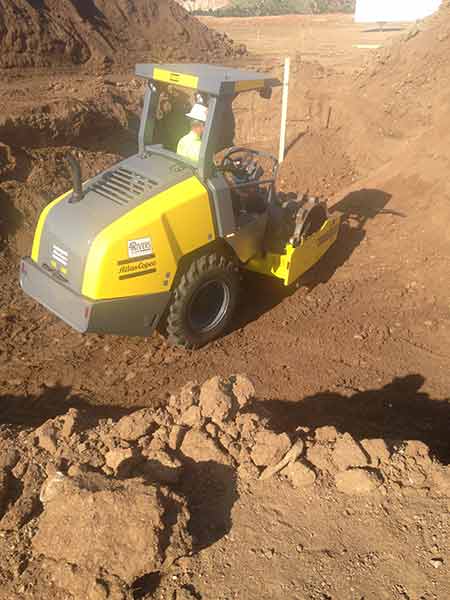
left=354, top=0, right=442, bottom=23
left=178, top=0, right=228, bottom=10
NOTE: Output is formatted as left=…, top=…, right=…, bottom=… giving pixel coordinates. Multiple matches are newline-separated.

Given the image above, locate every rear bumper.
left=20, top=258, right=169, bottom=337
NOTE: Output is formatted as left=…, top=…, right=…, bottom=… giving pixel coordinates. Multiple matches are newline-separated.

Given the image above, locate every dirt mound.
left=0, top=0, right=245, bottom=70
left=0, top=375, right=449, bottom=598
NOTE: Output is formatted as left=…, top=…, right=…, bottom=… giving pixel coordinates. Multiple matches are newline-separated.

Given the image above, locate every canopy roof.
left=135, top=63, right=281, bottom=96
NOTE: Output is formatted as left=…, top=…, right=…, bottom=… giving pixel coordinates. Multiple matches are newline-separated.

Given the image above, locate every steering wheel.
left=220, top=147, right=264, bottom=183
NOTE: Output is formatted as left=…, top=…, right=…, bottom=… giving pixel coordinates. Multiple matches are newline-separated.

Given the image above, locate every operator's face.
left=193, top=122, right=205, bottom=138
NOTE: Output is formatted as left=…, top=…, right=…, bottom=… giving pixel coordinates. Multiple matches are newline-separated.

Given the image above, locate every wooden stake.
left=279, top=57, right=290, bottom=164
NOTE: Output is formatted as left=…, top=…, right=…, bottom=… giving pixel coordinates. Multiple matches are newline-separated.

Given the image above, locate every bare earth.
left=0, top=8, right=449, bottom=600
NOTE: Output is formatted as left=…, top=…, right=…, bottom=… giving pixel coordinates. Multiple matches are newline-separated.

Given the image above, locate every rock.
left=1, top=463, right=44, bottom=530
left=149, top=426, right=170, bottom=451
left=430, top=466, right=450, bottom=497
left=236, top=412, right=265, bottom=439
left=40, top=471, right=67, bottom=504
left=33, top=474, right=192, bottom=585
left=361, top=438, right=391, bottom=466
left=153, top=409, right=174, bottom=428
left=220, top=421, right=240, bottom=440
left=231, top=374, right=255, bottom=407
left=104, top=448, right=138, bottom=476
left=36, top=422, right=59, bottom=455
left=0, top=447, right=20, bottom=470
left=11, top=459, right=28, bottom=480
left=61, top=409, right=81, bottom=439
left=141, top=450, right=182, bottom=484
left=178, top=405, right=203, bottom=427
left=401, top=441, right=432, bottom=466
left=335, top=468, right=383, bottom=495
left=259, top=438, right=305, bottom=480
left=113, top=409, right=155, bottom=442
left=205, top=422, right=219, bottom=438
left=179, top=382, right=200, bottom=410
left=180, top=430, right=231, bottom=465
left=282, top=461, right=316, bottom=488
left=314, top=426, right=339, bottom=443
left=306, top=444, right=336, bottom=475
left=250, top=430, right=291, bottom=467
left=228, top=441, right=242, bottom=461
left=430, top=557, right=444, bottom=569
left=199, top=376, right=235, bottom=424
left=168, top=425, right=187, bottom=451
left=237, top=460, right=260, bottom=481
left=331, top=433, right=368, bottom=471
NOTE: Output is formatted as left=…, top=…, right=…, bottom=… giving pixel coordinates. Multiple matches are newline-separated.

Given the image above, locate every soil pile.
left=0, top=375, right=449, bottom=598
left=0, top=0, right=245, bottom=70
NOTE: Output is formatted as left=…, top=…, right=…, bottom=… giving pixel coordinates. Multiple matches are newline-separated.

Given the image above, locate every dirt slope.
left=0, top=0, right=244, bottom=69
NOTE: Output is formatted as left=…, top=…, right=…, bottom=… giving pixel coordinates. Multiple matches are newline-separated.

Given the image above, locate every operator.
left=177, top=103, right=208, bottom=163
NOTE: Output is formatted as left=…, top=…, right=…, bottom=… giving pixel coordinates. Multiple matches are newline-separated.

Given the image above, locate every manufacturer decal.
left=128, top=237, right=153, bottom=259
left=118, top=259, right=157, bottom=280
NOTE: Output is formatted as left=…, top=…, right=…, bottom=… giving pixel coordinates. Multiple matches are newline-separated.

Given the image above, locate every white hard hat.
left=186, top=103, right=208, bottom=122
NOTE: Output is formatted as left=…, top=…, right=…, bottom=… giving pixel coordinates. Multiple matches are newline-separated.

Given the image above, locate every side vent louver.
left=90, top=168, right=158, bottom=206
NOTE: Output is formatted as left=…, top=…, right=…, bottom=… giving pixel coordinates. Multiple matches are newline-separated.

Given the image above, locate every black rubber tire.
left=166, top=253, right=240, bottom=348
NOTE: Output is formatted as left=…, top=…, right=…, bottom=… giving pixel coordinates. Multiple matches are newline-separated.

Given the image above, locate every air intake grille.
left=90, top=168, right=158, bottom=206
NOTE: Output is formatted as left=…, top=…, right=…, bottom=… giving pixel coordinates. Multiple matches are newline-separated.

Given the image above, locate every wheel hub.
left=187, top=280, right=230, bottom=334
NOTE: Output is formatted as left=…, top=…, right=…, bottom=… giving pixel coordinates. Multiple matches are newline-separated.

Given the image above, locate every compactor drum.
left=20, top=64, right=340, bottom=348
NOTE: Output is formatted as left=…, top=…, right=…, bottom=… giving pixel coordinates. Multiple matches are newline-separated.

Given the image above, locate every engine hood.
left=35, top=151, right=195, bottom=294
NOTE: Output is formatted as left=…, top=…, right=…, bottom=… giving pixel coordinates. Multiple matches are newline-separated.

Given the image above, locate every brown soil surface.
left=1, top=4, right=450, bottom=600
left=1, top=376, right=449, bottom=599
left=0, top=0, right=244, bottom=69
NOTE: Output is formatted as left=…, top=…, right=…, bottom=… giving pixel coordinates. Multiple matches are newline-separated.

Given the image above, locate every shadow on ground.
left=180, top=459, right=238, bottom=552
left=302, top=188, right=400, bottom=290
left=0, top=188, right=24, bottom=249
left=249, top=374, right=450, bottom=464
left=363, top=27, right=405, bottom=33
left=0, top=384, right=144, bottom=429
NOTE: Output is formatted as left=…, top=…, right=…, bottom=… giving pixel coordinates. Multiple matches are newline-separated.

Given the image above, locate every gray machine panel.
left=37, top=152, right=194, bottom=293
left=135, top=63, right=281, bottom=96
left=207, top=175, right=236, bottom=238
left=20, top=258, right=169, bottom=337
left=225, top=213, right=268, bottom=264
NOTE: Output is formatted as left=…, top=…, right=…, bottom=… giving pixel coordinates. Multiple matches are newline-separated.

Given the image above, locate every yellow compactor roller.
left=20, top=64, right=340, bottom=348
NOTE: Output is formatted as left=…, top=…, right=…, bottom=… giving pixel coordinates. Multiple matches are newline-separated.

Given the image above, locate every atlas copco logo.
left=128, top=237, right=152, bottom=259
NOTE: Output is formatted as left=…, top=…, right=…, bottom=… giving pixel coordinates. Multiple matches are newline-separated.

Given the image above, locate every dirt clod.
left=33, top=472, right=191, bottom=587
left=35, top=422, right=58, bottom=455
left=231, top=374, right=256, bottom=407
left=361, top=438, right=391, bottom=466
left=251, top=430, right=292, bottom=467
left=335, top=468, right=383, bottom=495
left=331, top=433, right=369, bottom=471
left=282, top=461, right=317, bottom=488
left=180, top=429, right=232, bottom=465
left=113, top=409, right=155, bottom=442
left=199, top=376, right=236, bottom=424
left=104, top=448, right=137, bottom=476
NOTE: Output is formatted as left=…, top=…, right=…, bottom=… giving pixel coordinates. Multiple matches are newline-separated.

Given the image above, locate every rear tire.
left=166, top=253, right=240, bottom=348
